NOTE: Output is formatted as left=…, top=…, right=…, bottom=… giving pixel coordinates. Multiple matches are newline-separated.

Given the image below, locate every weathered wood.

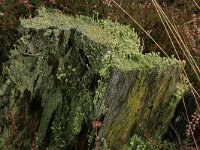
left=0, top=8, right=187, bottom=150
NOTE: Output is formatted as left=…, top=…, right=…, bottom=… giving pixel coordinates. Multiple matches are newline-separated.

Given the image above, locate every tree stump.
left=0, top=8, right=187, bottom=150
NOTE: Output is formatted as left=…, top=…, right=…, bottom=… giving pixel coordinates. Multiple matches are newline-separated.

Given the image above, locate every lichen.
left=99, top=65, right=183, bottom=149
left=20, top=7, right=182, bottom=71
left=123, top=134, right=160, bottom=150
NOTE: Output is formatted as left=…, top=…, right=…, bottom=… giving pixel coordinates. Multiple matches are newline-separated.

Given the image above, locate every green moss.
left=99, top=64, right=183, bottom=149
left=0, top=137, right=6, bottom=149
left=102, top=70, right=146, bottom=146
left=123, top=134, right=160, bottom=150
left=37, top=86, right=62, bottom=146
left=20, top=7, right=182, bottom=71
left=169, top=80, right=189, bottom=107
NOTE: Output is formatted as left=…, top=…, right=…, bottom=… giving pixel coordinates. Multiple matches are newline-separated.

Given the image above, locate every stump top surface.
left=20, top=7, right=183, bottom=71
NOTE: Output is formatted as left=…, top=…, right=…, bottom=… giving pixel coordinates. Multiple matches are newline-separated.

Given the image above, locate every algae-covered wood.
left=0, top=8, right=186, bottom=150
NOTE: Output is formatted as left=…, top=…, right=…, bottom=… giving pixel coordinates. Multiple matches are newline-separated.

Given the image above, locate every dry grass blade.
left=151, top=0, right=200, bottom=79
left=151, top=0, right=199, bottom=149
left=151, top=0, right=200, bottom=104
left=151, top=0, right=200, bottom=105
left=192, top=0, right=200, bottom=10
left=110, top=0, right=169, bottom=57
left=109, top=0, right=199, bottom=148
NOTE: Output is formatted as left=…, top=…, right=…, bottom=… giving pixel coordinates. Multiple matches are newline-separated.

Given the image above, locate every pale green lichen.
left=21, top=7, right=182, bottom=71
left=124, top=134, right=158, bottom=150
left=99, top=64, right=183, bottom=149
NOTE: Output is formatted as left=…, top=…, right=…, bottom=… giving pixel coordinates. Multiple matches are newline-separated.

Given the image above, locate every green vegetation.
left=0, top=7, right=183, bottom=149
left=124, top=134, right=160, bottom=150
left=0, top=1, right=199, bottom=149
left=21, top=7, right=183, bottom=71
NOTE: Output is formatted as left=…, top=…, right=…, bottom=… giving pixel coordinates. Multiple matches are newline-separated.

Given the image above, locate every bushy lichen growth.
left=169, top=79, right=189, bottom=107
left=124, top=134, right=160, bottom=150
left=124, top=134, right=181, bottom=150
left=21, top=7, right=182, bottom=70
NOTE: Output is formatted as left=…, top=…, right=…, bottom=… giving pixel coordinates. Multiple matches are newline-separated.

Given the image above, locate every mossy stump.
left=0, top=8, right=186, bottom=150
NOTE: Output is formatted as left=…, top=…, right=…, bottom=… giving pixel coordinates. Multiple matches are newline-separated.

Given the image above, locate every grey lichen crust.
left=0, top=7, right=184, bottom=149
